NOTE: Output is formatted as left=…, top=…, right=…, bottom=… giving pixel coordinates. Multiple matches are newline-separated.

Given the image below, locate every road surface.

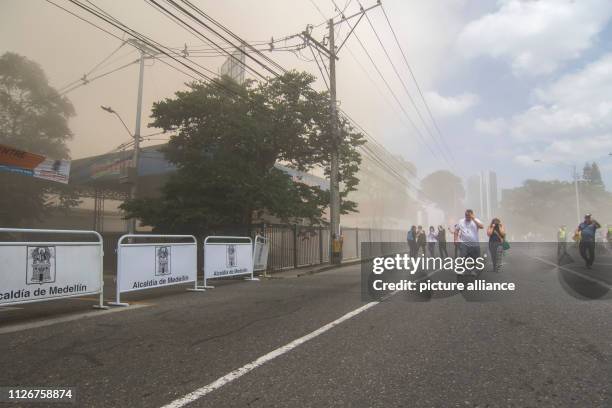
left=1, top=244, right=611, bottom=407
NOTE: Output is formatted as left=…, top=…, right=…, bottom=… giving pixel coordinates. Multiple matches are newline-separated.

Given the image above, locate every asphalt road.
left=1, top=244, right=611, bottom=407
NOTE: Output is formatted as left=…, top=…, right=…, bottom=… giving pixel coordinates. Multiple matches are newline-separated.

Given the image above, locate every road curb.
left=295, top=259, right=365, bottom=277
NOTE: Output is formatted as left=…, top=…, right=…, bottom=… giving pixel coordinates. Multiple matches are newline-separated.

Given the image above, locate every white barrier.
left=0, top=228, right=106, bottom=309
left=110, top=234, right=204, bottom=306
left=202, top=236, right=258, bottom=288
left=253, top=235, right=270, bottom=273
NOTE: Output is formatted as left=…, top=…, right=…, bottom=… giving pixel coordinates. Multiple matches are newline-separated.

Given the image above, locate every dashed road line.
left=531, top=256, right=611, bottom=289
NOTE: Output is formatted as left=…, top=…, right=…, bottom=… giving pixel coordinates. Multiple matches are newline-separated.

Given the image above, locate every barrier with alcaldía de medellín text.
left=109, top=234, right=204, bottom=307
left=202, top=236, right=258, bottom=289
left=253, top=235, right=270, bottom=273
left=0, top=228, right=107, bottom=309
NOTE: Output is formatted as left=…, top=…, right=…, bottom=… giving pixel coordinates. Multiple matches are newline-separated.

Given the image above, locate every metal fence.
left=99, top=224, right=406, bottom=274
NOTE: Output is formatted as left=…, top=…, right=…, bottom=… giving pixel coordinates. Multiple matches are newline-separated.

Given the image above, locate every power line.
left=309, top=45, right=330, bottom=90
left=170, top=0, right=286, bottom=76
left=307, top=0, right=426, bottom=199
left=63, top=0, right=241, bottom=89
left=144, top=0, right=270, bottom=82
left=328, top=0, right=443, bottom=164
left=45, top=0, right=203, bottom=85
left=59, top=58, right=139, bottom=95
left=53, top=0, right=426, bottom=202
left=356, top=0, right=454, bottom=168
left=379, top=4, right=456, bottom=167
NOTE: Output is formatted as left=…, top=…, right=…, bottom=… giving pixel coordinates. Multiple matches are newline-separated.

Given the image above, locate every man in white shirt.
left=454, top=209, right=484, bottom=275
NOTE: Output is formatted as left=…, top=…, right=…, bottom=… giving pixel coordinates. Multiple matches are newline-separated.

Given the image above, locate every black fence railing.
left=99, top=224, right=407, bottom=274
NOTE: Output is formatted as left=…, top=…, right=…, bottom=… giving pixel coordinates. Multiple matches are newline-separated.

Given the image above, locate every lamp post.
left=100, top=105, right=141, bottom=234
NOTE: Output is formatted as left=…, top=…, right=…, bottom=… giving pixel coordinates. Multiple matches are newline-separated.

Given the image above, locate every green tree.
left=501, top=179, right=612, bottom=238
left=584, top=162, right=604, bottom=188
left=0, top=52, right=78, bottom=226
left=121, top=72, right=364, bottom=233
left=420, top=170, right=465, bottom=219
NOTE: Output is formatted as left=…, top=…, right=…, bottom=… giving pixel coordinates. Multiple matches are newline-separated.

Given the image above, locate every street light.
left=100, top=105, right=140, bottom=234
left=100, top=105, right=134, bottom=139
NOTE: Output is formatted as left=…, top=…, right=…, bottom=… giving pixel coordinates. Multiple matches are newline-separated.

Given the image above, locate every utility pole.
left=127, top=49, right=145, bottom=234
left=573, top=165, right=581, bottom=223
left=328, top=19, right=341, bottom=262
left=124, top=39, right=157, bottom=234
left=300, top=3, right=380, bottom=263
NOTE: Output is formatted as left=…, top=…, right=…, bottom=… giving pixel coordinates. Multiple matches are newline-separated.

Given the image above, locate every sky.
left=1, top=0, right=612, bottom=190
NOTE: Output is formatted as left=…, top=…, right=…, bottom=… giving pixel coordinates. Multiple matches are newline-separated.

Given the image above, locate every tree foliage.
left=0, top=52, right=77, bottom=226
left=583, top=161, right=604, bottom=187
left=121, top=72, right=365, bottom=233
left=501, top=179, right=612, bottom=238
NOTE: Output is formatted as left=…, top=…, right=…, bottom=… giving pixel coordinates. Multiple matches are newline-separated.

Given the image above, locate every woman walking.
left=487, top=218, right=506, bottom=272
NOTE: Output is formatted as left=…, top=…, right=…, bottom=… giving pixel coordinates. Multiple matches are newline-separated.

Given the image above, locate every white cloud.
left=424, top=91, right=479, bottom=117
left=511, top=53, right=612, bottom=140
left=474, top=117, right=507, bottom=135
left=514, top=134, right=612, bottom=167
left=509, top=52, right=612, bottom=167
left=456, top=0, right=612, bottom=76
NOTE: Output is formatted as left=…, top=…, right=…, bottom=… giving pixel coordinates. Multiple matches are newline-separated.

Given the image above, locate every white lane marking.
left=532, top=256, right=611, bottom=289
left=161, top=267, right=447, bottom=408
left=160, top=301, right=379, bottom=408
left=0, top=304, right=150, bottom=335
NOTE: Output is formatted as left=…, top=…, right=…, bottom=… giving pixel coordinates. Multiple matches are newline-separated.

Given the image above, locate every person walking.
left=487, top=218, right=506, bottom=272
left=427, top=226, right=437, bottom=257
left=576, top=214, right=601, bottom=269
left=557, top=225, right=568, bottom=257
left=454, top=209, right=484, bottom=276
left=416, top=226, right=427, bottom=256
left=407, top=226, right=417, bottom=258
left=437, top=225, right=449, bottom=258
left=449, top=225, right=459, bottom=257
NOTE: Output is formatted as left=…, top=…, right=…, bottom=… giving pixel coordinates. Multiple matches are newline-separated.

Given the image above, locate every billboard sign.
left=0, top=144, right=71, bottom=184
left=219, top=46, right=246, bottom=84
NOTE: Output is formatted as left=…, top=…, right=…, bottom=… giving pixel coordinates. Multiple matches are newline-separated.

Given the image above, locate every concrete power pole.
left=124, top=38, right=157, bottom=234
left=573, top=165, right=581, bottom=223
left=328, top=19, right=341, bottom=262
left=300, top=4, right=380, bottom=263
left=128, top=49, right=145, bottom=234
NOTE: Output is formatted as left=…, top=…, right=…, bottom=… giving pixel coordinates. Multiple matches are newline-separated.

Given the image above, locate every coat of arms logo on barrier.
left=26, top=246, right=56, bottom=284
left=155, top=246, right=171, bottom=276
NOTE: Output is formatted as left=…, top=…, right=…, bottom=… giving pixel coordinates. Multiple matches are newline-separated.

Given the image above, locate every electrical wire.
left=379, top=4, right=456, bottom=166
left=356, top=0, right=454, bottom=168
left=59, top=58, right=139, bottom=95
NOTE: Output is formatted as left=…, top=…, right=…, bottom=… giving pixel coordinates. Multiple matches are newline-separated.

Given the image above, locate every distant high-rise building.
left=465, top=171, right=498, bottom=220
left=488, top=171, right=498, bottom=217
left=466, top=175, right=481, bottom=214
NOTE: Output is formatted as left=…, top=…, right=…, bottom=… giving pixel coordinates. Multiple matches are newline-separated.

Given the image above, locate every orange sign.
left=0, top=144, right=46, bottom=169
left=0, top=144, right=70, bottom=184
